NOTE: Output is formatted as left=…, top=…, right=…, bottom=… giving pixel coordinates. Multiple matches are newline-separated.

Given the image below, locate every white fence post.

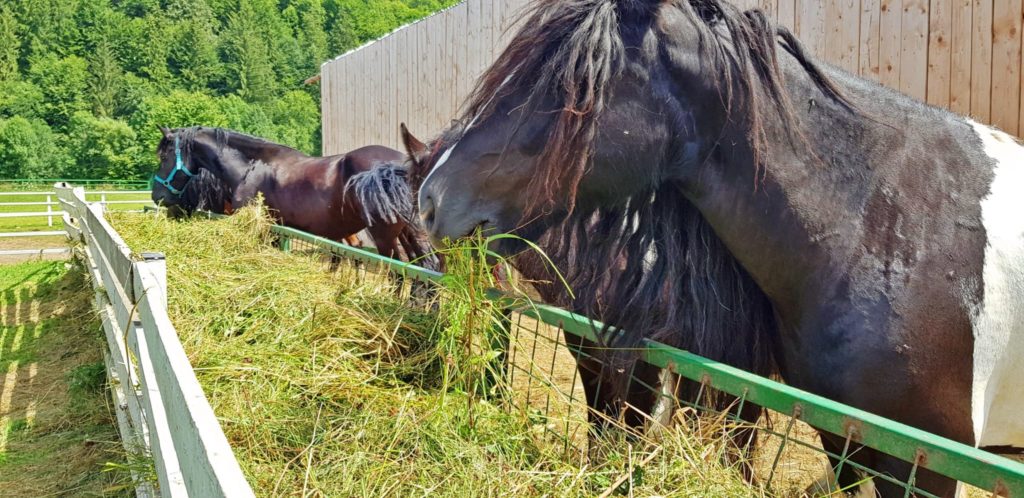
left=46, top=194, right=53, bottom=227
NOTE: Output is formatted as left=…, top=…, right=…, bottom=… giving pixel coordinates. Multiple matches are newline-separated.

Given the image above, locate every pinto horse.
left=151, top=126, right=436, bottom=269
left=414, top=1, right=1023, bottom=496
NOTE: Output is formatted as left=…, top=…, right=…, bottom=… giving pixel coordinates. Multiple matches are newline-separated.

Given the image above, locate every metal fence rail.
left=261, top=218, right=1024, bottom=497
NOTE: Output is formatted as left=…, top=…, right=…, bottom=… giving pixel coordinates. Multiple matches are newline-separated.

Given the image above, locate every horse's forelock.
left=457, top=0, right=850, bottom=211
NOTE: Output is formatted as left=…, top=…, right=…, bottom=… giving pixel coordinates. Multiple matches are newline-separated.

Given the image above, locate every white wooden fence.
left=56, top=183, right=254, bottom=498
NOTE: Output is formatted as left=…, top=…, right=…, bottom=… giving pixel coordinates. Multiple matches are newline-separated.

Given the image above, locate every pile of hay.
left=109, top=206, right=762, bottom=497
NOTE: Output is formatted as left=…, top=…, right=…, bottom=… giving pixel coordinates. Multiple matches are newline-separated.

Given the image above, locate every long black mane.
left=459, top=0, right=848, bottom=208
left=177, top=168, right=230, bottom=215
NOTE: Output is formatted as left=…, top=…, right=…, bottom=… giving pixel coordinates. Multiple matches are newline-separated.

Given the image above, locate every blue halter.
left=153, top=135, right=196, bottom=196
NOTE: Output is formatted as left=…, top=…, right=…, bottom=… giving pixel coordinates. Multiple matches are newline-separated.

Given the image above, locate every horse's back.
left=340, top=145, right=405, bottom=177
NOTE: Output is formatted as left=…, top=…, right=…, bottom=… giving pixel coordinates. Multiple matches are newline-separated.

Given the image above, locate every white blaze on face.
left=968, top=120, right=1024, bottom=448
left=420, top=72, right=518, bottom=190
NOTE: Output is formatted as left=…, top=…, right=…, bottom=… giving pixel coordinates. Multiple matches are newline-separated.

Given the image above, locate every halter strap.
left=153, top=135, right=196, bottom=196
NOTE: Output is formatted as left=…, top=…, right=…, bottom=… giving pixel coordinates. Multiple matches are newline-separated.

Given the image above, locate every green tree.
left=15, top=0, right=81, bottom=62
left=293, top=0, right=329, bottom=78
left=0, top=7, right=19, bottom=81
left=132, top=90, right=228, bottom=150
left=221, top=0, right=277, bottom=102
left=265, top=90, right=320, bottom=154
left=67, top=112, right=142, bottom=179
left=169, top=20, right=222, bottom=91
left=218, top=94, right=274, bottom=137
left=0, top=116, right=70, bottom=178
left=0, top=80, right=44, bottom=120
left=0, top=0, right=457, bottom=181
left=28, top=54, right=89, bottom=129
left=88, top=41, right=123, bottom=118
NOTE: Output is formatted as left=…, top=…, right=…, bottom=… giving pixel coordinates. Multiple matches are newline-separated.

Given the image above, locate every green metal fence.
left=154, top=206, right=1024, bottom=497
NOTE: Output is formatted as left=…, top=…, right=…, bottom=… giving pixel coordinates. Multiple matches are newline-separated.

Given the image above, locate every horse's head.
left=152, top=124, right=236, bottom=214
left=418, top=0, right=833, bottom=250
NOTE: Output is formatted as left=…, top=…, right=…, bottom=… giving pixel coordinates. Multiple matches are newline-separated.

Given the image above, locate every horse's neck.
left=208, top=136, right=304, bottom=189
left=683, top=53, right=978, bottom=319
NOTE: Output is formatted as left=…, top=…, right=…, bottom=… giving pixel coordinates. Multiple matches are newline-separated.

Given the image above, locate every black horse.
left=413, top=1, right=1024, bottom=496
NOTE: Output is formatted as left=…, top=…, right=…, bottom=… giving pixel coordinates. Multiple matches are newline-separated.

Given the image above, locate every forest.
left=0, top=0, right=458, bottom=180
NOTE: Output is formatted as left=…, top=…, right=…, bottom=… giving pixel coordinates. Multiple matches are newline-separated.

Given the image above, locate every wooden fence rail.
left=56, top=184, right=254, bottom=498
left=320, top=0, right=1024, bottom=154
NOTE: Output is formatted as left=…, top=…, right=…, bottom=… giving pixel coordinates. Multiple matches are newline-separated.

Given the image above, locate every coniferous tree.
left=0, top=7, right=19, bottom=81
left=0, top=0, right=459, bottom=179
left=222, top=0, right=277, bottom=102
left=88, top=41, right=122, bottom=118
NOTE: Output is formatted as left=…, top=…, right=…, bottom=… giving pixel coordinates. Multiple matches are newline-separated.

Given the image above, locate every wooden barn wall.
left=321, top=0, right=1024, bottom=154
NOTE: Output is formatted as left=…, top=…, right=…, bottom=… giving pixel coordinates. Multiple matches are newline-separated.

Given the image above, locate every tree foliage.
left=0, top=0, right=458, bottom=180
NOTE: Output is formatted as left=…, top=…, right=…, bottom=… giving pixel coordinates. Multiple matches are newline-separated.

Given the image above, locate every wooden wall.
left=321, top=0, right=1024, bottom=154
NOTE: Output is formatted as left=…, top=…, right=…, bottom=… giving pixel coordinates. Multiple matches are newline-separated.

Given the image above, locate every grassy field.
left=0, top=260, right=131, bottom=496
left=110, top=207, right=770, bottom=497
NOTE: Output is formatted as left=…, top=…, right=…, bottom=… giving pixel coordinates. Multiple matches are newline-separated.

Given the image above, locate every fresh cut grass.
left=110, top=205, right=765, bottom=497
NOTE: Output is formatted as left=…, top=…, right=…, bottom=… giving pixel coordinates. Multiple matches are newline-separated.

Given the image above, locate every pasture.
left=0, top=187, right=151, bottom=234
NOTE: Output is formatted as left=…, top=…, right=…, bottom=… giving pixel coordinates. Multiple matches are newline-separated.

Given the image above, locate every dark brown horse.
left=413, top=1, right=1024, bottom=496
left=151, top=127, right=436, bottom=269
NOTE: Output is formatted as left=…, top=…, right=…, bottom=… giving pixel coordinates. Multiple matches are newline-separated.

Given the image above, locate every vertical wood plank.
left=824, top=0, right=862, bottom=72
left=777, top=0, right=797, bottom=31
left=900, top=0, right=929, bottom=101
left=386, top=31, right=397, bottom=148
left=796, top=0, right=827, bottom=57
left=949, top=0, right=974, bottom=114
left=860, top=0, right=883, bottom=81
left=971, top=0, right=994, bottom=121
left=879, top=0, right=903, bottom=89
left=927, top=0, right=953, bottom=107
left=825, top=0, right=847, bottom=67
left=991, top=0, right=1022, bottom=133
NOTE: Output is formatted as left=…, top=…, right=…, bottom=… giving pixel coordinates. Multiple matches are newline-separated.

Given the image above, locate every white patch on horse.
left=421, top=72, right=517, bottom=189
left=968, top=120, right=1024, bottom=448
left=648, top=369, right=676, bottom=432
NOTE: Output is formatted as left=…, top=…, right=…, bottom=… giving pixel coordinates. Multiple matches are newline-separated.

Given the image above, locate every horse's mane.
left=459, top=0, right=849, bottom=211
left=159, top=126, right=303, bottom=164
left=177, top=168, right=230, bottom=214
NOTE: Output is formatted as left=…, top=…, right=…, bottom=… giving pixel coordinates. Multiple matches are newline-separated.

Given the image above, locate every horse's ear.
left=400, top=123, right=427, bottom=159
left=158, top=126, right=172, bottom=139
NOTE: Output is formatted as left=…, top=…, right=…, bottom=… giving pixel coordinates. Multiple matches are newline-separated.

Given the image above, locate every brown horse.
left=151, top=126, right=435, bottom=268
